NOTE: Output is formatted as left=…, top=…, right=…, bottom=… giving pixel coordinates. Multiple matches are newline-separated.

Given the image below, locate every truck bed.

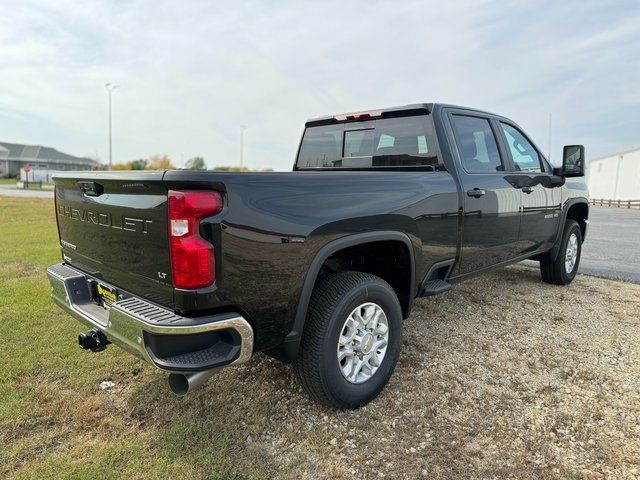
left=53, top=169, right=460, bottom=351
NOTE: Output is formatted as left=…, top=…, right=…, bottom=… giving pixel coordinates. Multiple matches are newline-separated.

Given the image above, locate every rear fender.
left=271, top=231, right=415, bottom=362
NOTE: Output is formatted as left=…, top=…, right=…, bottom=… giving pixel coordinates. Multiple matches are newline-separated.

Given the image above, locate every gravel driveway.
left=173, top=265, right=639, bottom=479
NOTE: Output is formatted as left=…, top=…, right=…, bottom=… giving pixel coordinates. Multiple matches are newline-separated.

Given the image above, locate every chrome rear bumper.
left=46, top=263, right=253, bottom=372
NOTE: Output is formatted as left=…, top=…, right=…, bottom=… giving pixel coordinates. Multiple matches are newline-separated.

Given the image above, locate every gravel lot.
left=162, top=265, right=639, bottom=479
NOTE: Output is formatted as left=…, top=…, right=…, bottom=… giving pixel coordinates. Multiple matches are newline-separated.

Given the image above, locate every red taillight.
left=167, top=190, right=223, bottom=289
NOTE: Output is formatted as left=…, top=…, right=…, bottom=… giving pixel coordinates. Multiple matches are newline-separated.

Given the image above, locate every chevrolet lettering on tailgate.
left=57, top=204, right=153, bottom=234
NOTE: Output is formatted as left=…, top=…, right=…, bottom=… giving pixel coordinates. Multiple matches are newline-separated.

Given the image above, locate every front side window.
left=296, top=115, right=439, bottom=169
left=451, top=115, right=503, bottom=173
left=500, top=123, right=541, bottom=173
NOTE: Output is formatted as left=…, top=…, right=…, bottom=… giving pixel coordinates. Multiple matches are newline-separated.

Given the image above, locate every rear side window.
left=296, top=115, right=439, bottom=169
left=451, top=115, right=503, bottom=173
left=296, top=125, right=342, bottom=167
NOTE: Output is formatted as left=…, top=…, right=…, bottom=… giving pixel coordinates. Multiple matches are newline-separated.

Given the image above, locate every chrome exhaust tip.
left=168, top=369, right=218, bottom=396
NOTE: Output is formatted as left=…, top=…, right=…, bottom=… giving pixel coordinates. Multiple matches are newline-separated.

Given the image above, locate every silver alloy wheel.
left=337, top=302, right=389, bottom=384
left=565, top=232, right=579, bottom=273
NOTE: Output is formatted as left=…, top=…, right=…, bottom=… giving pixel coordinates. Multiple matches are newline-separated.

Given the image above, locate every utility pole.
left=547, top=112, right=552, bottom=162
left=105, top=83, right=119, bottom=170
left=239, top=125, right=247, bottom=168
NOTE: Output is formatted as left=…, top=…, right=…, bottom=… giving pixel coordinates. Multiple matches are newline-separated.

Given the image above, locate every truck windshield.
left=296, top=115, right=440, bottom=169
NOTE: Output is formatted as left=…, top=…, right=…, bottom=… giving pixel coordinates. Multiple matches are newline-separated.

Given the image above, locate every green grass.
left=0, top=197, right=273, bottom=479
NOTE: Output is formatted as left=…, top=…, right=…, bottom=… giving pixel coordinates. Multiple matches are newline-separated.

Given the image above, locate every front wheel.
left=294, top=271, right=402, bottom=410
left=540, top=219, right=583, bottom=285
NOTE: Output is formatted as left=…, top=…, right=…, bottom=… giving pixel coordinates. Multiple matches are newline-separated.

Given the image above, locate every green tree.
left=185, top=156, right=206, bottom=170
left=130, top=159, right=148, bottom=170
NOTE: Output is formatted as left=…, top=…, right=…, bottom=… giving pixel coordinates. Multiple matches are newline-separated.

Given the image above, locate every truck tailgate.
left=54, top=171, right=173, bottom=307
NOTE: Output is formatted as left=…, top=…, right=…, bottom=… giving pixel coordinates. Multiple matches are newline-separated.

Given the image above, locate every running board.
left=419, top=279, right=451, bottom=297
left=418, top=259, right=454, bottom=297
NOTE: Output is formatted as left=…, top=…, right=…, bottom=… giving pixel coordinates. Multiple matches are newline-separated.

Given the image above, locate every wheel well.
left=566, top=202, right=589, bottom=240
left=315, top=240, right=412, bottom=318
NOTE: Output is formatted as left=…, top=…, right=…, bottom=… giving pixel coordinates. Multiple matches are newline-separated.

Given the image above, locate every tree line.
left=94, top=155, right=272, bottom=172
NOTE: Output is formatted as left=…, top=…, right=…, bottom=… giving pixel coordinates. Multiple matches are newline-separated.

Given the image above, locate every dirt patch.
left=0, top=261, right=42, bottom=278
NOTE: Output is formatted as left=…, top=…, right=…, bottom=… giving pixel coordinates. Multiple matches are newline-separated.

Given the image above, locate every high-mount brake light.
left=167, top=190, right=223, bottom=289
left=334, top=109, right=384, bottom=122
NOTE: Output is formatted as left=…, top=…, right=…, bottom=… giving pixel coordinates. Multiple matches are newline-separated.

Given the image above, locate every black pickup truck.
left=47, top=103, right=588, bottom=409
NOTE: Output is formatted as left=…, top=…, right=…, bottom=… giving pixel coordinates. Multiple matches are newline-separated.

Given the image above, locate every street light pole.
left=547, top=112, right=552, bottom=162
left=239, top=125, right=247, bottom=168
left=105, top=83, right=119, bottom=170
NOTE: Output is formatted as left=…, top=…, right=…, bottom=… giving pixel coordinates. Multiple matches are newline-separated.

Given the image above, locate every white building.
left=587, top=147, right=640, bottom=200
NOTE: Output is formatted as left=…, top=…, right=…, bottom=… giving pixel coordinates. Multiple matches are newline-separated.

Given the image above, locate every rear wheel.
left=540, top=219, right=582, bottom=285
left=294, top=271, right=402, bottom=410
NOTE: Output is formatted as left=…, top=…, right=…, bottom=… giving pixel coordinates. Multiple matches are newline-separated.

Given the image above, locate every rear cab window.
left=450, top=115, right=504, bottom=173
left=296, top=115, right=441, bottom=170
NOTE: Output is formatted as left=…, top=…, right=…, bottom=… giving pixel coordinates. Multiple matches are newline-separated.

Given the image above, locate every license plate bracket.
left=96, top=282, right=118, bottom=307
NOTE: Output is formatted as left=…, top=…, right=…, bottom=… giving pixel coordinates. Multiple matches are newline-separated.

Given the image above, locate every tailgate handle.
left=77, top=181, right=104, bottom=197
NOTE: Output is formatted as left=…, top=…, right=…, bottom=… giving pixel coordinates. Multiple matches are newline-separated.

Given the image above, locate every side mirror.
left=556, top=145, right=585, bottom=177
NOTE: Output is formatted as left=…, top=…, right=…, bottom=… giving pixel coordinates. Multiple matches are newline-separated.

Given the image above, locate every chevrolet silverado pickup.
left=47, top=103, right=589, bottom=409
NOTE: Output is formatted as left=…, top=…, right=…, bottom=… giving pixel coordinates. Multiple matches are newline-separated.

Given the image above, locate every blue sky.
left=1, top=0, right=639, bottom=170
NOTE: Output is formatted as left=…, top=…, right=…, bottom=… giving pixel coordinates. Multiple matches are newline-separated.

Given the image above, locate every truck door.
left=496, top=121, right=562, bottom=253
left=447, top=112, right=522, bottom=274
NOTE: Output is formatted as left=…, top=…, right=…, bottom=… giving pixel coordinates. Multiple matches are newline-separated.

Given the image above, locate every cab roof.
left=305, top=103, right=499, bottom=127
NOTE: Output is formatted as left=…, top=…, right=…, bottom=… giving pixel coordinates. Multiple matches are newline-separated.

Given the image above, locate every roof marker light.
left=334, top=109, right=384, bottom=122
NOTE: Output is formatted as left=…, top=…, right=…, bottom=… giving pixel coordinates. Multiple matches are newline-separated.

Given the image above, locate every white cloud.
left=0, top=0, right=638, bottom=169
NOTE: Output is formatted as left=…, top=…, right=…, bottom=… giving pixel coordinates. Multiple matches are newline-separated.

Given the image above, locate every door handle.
left=466, top=188, right=486, bottom=198
left=522, top=186, right=534, bottom=194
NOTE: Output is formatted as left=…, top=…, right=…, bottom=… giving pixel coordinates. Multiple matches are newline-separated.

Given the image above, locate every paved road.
left=1, top=185, right=638, bottom=282
left=0, top=185, right=53, bottom=199
left=578, top=206, right=640, bottom=283
left=523, top=206, right=640, bottom=284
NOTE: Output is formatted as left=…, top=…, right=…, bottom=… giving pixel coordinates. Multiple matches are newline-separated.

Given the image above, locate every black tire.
left=540, top=219, right=582, bottom=285
left=294, top=271, right=402, bottom=410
